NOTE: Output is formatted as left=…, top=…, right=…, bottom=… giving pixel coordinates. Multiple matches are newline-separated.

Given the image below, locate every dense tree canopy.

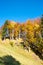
left=0, top=16, right=43, bottom=56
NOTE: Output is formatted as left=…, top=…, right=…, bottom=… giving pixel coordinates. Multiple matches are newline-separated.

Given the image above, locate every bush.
left=10, top=42, right=14, bottom=47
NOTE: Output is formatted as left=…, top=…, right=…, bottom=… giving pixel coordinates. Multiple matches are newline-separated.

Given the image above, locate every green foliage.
left=4, top=20, right=9, bottom=26
left=0, top=55, right=20, bottom=65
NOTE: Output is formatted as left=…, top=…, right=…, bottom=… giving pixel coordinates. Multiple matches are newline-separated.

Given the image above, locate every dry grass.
left=0, top=39, right=43, bottom=65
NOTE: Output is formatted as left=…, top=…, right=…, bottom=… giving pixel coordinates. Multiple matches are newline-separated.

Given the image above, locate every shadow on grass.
left=0, top=55, right=21, bottom=65
left=30, top=47, right=43, bottom=60
left=29, top=43, right=43, bottom=60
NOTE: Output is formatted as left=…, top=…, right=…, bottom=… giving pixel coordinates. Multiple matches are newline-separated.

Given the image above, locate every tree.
left=2, top=20, right=10, bottom=39
left=40, top=15, right=43, bottom=38
left=2, top=20, right=15, bottom=39
left=25, top=20, right=34, bottom=43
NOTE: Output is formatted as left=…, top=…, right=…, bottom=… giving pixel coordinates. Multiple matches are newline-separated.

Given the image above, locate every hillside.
left=0, top=39, right=43, bottom=65
left=0, top=17, right=43, bottom=65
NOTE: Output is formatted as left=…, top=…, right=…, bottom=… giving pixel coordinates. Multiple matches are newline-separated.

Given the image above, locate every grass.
left=0, top=39, right=43, bottom=65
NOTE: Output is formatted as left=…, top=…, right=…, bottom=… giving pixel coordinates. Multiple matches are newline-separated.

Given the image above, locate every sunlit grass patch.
left=0, top=39, right=43, bottom=65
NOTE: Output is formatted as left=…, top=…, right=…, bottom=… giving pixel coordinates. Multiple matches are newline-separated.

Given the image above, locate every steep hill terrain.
left=0, top=39, right=43, bottom=65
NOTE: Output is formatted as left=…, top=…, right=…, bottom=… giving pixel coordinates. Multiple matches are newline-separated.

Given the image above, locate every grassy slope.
left=0, top=39, right=43, bottom=65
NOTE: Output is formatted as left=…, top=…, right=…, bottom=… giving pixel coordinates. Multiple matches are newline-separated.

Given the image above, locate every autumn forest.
left=0, top=15, right=43, bottom=59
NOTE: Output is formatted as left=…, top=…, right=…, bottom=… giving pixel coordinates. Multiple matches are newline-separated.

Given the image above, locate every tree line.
left=0, top=15, right=43, bottom=57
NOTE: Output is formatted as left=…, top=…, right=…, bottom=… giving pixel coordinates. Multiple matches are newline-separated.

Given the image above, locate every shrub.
left=10, top=42, right=14, bottom=47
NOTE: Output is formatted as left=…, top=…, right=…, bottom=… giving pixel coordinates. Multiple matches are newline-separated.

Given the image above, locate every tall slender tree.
left=40, top=15, right=43, bottom=38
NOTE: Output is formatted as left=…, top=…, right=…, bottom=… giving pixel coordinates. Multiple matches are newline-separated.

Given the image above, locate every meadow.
left=0, top=39, right=43, bottom=65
